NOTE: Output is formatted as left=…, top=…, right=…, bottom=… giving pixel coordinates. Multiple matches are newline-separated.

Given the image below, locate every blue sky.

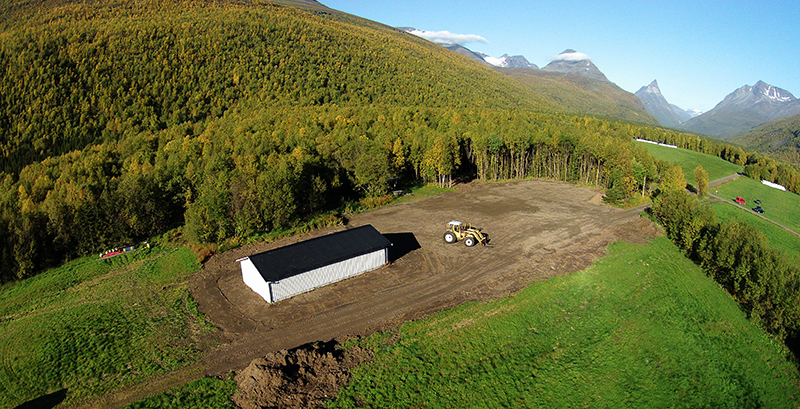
left=322, top=0, right=800, bottom=113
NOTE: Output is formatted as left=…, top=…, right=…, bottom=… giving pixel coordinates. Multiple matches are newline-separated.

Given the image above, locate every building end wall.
left=240, top=258, right=273, bottom=303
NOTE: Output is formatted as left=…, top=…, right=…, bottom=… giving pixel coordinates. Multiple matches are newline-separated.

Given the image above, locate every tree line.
left=0, top=105, right=675, bottom=282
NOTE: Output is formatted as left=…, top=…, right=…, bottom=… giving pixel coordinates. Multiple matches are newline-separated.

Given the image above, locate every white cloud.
left=408, top=29, right=488, bottom=45
left=551, top=52, right=591, bottom=62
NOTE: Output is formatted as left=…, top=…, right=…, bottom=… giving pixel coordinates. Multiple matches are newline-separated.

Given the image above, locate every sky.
left=321, top=0, right=800, bottom=113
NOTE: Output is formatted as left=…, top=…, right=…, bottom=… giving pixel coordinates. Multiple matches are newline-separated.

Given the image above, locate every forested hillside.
left=733, top=114, right=800, bottom=165
left=498, top=67, right=659, bottom=126
left=0, top=0, right=791, bottom=284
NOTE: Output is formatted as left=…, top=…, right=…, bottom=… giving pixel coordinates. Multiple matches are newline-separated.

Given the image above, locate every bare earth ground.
left=194, top=179, right=659, bottom=376
left=81, top=180, right=660, bottom=408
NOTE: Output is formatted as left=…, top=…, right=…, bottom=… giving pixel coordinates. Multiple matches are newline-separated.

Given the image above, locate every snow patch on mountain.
left=483, top=55, right=507, bottom=67
left=762, top=84, right=793, bottom=102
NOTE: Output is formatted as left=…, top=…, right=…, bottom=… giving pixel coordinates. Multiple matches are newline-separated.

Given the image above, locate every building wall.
left=241, top=258, right=273, bottom=303
left=270, top=249, right=387, bottom=303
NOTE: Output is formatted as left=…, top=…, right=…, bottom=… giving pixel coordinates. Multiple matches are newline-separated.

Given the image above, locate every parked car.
left=753, top=206, right=765, bottom=214
left=734, top=196, right=746, bottom=205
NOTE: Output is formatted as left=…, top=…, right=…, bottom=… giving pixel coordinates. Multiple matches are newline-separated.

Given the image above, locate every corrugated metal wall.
left=270, top=249, right=387, bottom=302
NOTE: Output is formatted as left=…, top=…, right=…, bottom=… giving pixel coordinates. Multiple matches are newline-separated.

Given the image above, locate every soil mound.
left=233, top=340, right=371, bottom=409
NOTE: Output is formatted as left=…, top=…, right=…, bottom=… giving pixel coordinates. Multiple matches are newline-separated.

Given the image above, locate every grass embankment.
left=639, top=139, right=800, bottom=262
left=636, top=141, right=742, bottom=184
left=0, top=241, right=214, bottom=408
left=711, top=176, right=800, bottom=234
left=711, top=203, right=800, bottom=260
left=331, top=237, right=800, bottom=408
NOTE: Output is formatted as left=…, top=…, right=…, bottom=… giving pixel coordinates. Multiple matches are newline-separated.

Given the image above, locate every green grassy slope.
left=712, top=176, right=800, bottom=234
left=636, top=140, right=742, bottom=184
left=710, top=202, right=800, bottom=260
left=331, top=237, right=800, bottom=408
left=0, top=242, right=213, bottom=408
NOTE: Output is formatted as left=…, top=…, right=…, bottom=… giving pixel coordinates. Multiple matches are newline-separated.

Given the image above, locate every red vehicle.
left=734, top=196, right=746, bottom=205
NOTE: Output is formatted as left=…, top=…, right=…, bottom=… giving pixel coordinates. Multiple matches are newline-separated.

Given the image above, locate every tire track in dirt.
left=192, top=180, right=661, bottom=377
left=89, top=180, right=661, bottom=408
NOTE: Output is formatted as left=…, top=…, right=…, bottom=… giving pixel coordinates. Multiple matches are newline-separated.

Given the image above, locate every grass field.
left=712, top=176, right=800, bottom=234
left=711, top=202, right=800, bottom=260
left=636, top=141, right=742, bottom=184
left=123, top=376, right=237, bottom=409
left=0, top=241, right=214, bottom=408
left=330, top=237, right=800, bottom=408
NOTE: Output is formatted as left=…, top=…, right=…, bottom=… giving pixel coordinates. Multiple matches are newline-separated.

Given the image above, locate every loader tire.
left=464, top=236, right=476, bottom=247
left=444, top=232, right=457, bottom=243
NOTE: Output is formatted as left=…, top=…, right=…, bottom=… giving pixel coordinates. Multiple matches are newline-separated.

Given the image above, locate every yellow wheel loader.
left=443, top=221, right=489, bottom=247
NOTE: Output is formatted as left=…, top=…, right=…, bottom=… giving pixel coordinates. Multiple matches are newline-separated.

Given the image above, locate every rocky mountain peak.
left=635, top=79, right=683, bottom=127
left=681, top=80, right=800, bottom=138
left=754, top=80, right=795, bottom=103
left=483, top=54, right=538, bottom=69
left=644, top=80, right=661, bottom=96
left=542, top=49, right=608, bottom=82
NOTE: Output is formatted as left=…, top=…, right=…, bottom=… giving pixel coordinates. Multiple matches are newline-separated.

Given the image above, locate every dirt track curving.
left=189, top=180, right=661, bottom=378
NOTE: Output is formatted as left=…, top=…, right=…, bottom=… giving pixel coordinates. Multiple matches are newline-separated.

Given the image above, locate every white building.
left=237, top=225, right=392, bottom=303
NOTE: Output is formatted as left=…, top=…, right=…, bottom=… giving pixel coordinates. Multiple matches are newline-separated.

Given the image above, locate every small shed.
left=237, top=225, right=392, bottom=303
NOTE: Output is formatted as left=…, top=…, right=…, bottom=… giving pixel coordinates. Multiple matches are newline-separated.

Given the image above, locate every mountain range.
left=636, top=78, right=800, bottom=139
left=681, top=81, right=800, bottom=138
left=419, top=32, right=799, bottom=142
left=398, top=30, right=656, bottom=124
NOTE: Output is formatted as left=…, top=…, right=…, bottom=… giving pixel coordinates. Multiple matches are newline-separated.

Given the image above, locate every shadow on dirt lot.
left=384, top=232, right=421, bottom=262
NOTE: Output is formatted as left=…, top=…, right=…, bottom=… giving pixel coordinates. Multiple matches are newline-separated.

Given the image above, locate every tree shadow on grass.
left=383, top=232, right=421, bottom=262
left=14, top=388, right=67, bottom=409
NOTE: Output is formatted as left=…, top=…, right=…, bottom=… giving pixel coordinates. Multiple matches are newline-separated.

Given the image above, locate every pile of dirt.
left=232, top=339, right=372, bottom=409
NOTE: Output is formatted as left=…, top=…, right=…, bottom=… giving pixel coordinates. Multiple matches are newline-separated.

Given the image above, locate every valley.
left=2, top=0, right=800, bottom=407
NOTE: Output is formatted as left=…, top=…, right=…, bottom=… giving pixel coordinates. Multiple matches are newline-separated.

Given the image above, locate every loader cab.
left=447, top=220, right=464, bottom=233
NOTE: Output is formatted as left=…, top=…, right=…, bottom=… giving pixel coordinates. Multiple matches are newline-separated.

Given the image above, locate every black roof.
left=248, top=225, right=392, bottom=282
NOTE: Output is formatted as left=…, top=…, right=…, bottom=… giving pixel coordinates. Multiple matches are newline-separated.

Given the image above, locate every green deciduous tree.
left=694, top=165, right=709, bottom=197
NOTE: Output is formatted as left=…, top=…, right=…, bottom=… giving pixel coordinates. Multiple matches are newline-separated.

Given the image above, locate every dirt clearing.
left=188, top=180, right=659, bottom=382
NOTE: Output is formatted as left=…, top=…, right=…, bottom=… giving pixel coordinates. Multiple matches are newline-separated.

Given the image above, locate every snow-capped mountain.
left=680, top=81, right=800, bottom=138
left=670, top=105, right=701, bottom=123
left=635, top=80, right=684, bottom=127
left=482, top=54, right=538, bottom=69
left=541, top=49, right=608, bottom=82
left=443, top=44, right=494, bottom=66
left=400, top=27, right=537, bottom=70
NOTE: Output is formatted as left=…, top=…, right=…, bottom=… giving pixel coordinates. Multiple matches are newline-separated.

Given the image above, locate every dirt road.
left=190, top=180, right=660, bottom=377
